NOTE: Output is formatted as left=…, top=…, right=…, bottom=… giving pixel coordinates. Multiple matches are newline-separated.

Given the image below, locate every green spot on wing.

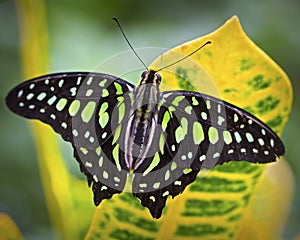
left=172, top=96, right=185, bottom=106
left=183, top=168, right=192, bottom=174
left=114, top=82, right=123, bottom=95
left=102, top=89, right=109, bottom=97
left=208, top=127, right=219, bottom=144
left=159, top=133, right=165, bottom=154
left=117, top=97, right=126, bottom=124
left=175, top=118, right=188, bottom=142
left=112, top=125, right=121, bottom=145
left=68, top=100, right=80, bottom=116
left=142, top=152, right=160, bottom=176
left=191, top=96, right=199, bottom=106
left=99, top=78, right=107, bottom=87
left=81, top=101, right=96, bottom=123
left=223, top=130, right=232, bottom=145
left=112, top=145, right=121, bottom=171
left=162, top=111, right=170, bottom=131
left=56, top=98, right=67, bottom=111
left=193, top=122, right=204, bottom=144
left=98, top=102, right=109, bottom=128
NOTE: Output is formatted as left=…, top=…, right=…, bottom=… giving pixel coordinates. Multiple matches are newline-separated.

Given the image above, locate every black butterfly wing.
left=163, top=90, right=284, bottom=166
left=6, top=72, right=135, bottom=204
left=132, top=90, right=284, bottom=218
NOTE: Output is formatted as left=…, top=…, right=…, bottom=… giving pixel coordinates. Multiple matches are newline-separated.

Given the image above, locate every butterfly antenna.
left=157, top=40, right=212, bottom=72
left=112, top=17, right=148, bottom=70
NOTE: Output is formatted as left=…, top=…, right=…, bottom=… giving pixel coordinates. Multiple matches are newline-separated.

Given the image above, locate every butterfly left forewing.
left=6, top=72, right=135, bottom=204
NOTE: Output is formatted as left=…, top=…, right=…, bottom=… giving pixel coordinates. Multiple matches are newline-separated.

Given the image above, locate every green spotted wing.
left=132, top=90, right=284, bottom=218
left=5, top=72, right=135, bottom=203
left=6, top=71, right=284, bottom=219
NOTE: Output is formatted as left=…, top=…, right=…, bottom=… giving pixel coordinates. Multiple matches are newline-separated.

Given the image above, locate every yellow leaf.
left=15, top=0, right=94, bottom=239
left=236, top=158, right=294, bottom=240
left=151, top=15, right=292, bottom=135
left=85, top=16, right=292, bottom=240
left=14, top=4, right=293, bottom=239
left=0, top=213, right=23, bottom=240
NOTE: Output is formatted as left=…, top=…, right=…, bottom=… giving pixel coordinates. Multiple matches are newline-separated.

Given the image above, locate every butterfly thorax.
left=124, top=70, right=162, bottom=170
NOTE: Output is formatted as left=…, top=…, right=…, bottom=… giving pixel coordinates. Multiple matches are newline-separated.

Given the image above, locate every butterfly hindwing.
left=6, top=72, right=135, bottom=203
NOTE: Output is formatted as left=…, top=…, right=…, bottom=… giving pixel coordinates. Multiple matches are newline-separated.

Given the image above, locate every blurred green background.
left=0, top=0, right=299, bottom=239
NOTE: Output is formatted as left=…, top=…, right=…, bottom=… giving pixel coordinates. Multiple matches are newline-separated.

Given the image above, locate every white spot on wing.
left=61, top=122, right=67, bottom=129
left=70, top=87, right=77, bottom=96
left=72, top=129, right=78, bottom=137
left=171, top=144, right=176, bottom=152
left=85, top=162, right=93, bottom=167
left=93, top=175, right=98, bottom=182
left=58, top=79, right=64, bottom=88
left=17, top=90, right=23, bottom=98
left=87, top=76, right=93, bottom=85
left=76, top=76, right=82, bottom=85
left=258, top=138, right=265, bottom=146
left=206, top=100, right=211, bottom=109
left=201, top=112, right=208, bottom=120
left=102, top=132, right=107, bottom=139
left=26, top=93, right=34, bottom=100
left=253, top=148, right=259, bottom=154
left=270, top=139, right=275, bottom=147
left=234, top=132, right=242, bottom=143
left=47, top=96, right=57, bottom=105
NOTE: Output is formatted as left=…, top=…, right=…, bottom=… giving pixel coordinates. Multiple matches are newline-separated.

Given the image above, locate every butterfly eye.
left=141, top=70, right=148, bottom=78
left=155, top=73, right=161, bottom=83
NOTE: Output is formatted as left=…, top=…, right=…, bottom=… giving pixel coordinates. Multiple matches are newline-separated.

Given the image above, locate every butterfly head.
left=139, top=70, right=161, bottom=86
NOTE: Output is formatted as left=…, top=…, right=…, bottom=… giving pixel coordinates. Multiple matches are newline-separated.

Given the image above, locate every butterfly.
left=6, top=62, right=285, bottom=218
left=4, top=17, right=285, bottom=219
